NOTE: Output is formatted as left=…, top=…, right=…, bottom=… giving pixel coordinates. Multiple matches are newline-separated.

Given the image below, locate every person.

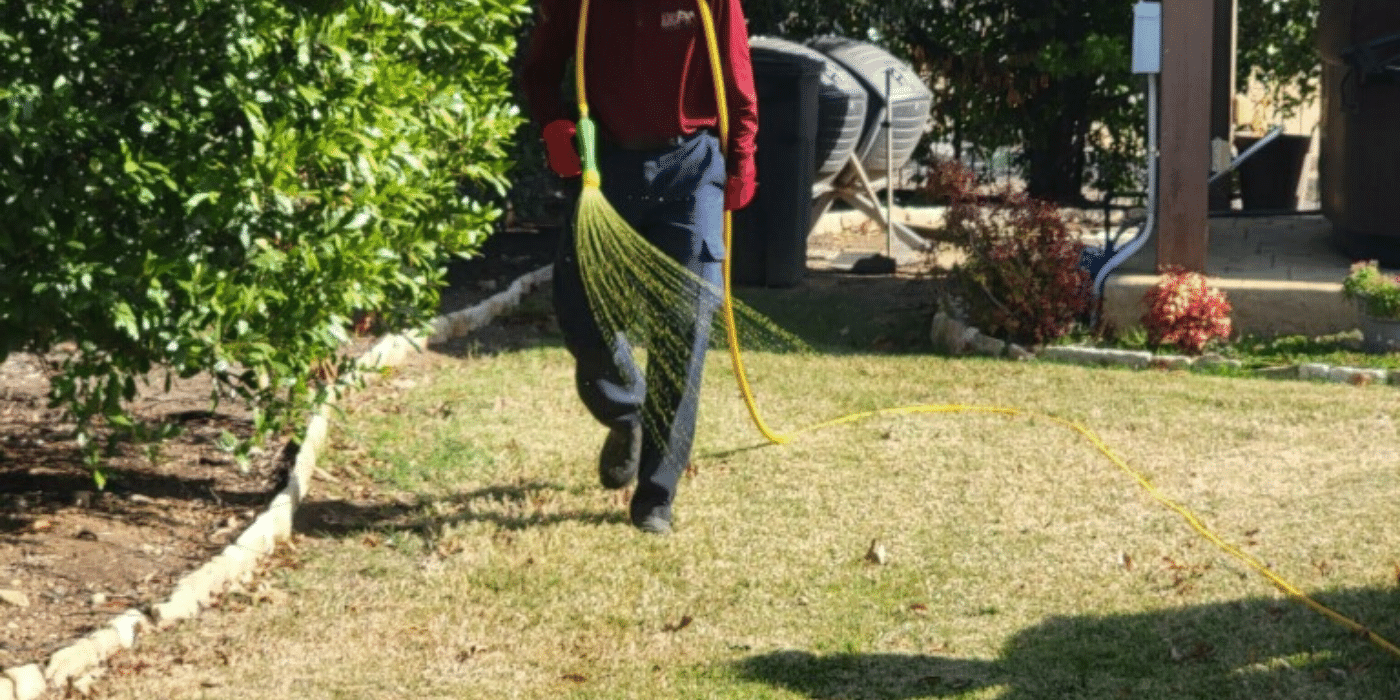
left=521, top=0, right=758, bottom=534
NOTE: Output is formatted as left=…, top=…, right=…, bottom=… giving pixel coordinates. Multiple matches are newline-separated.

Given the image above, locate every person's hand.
left=543, top=119, right=582, bottom=178
left=724, top=158, right=756, bottom=211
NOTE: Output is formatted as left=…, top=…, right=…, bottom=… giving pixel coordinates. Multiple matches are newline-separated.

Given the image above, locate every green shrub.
left=0, top=0, right=527, bottom=475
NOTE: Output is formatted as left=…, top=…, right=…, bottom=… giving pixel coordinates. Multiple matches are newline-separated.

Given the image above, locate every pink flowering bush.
left=1141, top=267, right=1233, bottom=354
left=933, top=160, right=1093, bottom=346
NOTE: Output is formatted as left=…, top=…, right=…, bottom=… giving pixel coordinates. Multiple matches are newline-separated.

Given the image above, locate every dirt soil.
left=0, top=227, right=561, bottom=672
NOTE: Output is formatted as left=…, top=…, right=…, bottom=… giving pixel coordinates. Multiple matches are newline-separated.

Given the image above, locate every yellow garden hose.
left=693, top=0, right=789, bottom=445
left=572, top=0, right=1400, bottom=660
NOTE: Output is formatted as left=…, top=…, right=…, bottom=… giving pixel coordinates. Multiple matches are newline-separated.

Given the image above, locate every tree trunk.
left=1023, top=78, right=1092, bottom=205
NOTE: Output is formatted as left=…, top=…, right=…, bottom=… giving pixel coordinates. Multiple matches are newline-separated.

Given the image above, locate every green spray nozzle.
left=577, top=117, right=600, bottom=187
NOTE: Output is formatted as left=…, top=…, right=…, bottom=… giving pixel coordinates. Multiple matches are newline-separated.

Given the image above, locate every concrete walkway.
left=1101, top=215, right=1363, bottom=338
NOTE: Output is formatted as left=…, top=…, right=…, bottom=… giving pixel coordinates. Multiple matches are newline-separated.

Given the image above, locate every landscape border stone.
left=931, top=311, right=1397, bottom=388
left=5, top=265, right=554, bottom=697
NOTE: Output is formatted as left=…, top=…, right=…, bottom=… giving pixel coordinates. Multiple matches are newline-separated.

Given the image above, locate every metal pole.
left=885, top=67, right=894, bottom=259
left=1093, top=73, right=1159, bottom=303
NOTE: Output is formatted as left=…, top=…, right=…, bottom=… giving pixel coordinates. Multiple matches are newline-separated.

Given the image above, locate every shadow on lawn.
left=295, top=480, right=625, bottom=538
left=733, top=270, right=934, bottom=355
left=735, top=586, right=1400, bottom=698
left=432, top=264, right=935, bottom=360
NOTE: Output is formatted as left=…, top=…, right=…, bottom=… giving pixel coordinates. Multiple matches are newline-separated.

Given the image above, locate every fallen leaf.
left=456, top=644, right=488, bottom=661
left=1170, top=641, right=1215, bottom=663
left=254, top=588, right=289, bottom=605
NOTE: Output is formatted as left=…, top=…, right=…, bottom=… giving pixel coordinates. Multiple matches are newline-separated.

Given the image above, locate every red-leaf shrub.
left=1141, top=267, right=1233, bottom=354
left=934, top=160, right=1093, bottom=346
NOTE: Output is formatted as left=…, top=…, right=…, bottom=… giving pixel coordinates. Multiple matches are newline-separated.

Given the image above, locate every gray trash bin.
left=730, top=45, right=821, bottom=288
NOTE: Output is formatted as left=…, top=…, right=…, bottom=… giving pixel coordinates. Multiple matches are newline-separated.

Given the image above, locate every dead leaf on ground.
left=1169, top=641, right=1216, bottom=663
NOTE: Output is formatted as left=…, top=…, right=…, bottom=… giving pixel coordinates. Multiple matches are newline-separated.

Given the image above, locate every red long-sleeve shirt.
left=520, top=0, right=758, bottom=177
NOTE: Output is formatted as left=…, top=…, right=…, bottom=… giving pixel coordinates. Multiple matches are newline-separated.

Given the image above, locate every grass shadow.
left=734, top=586, right=1400, bottom=698
left=737, top=650, right=988, bottom=698
left=295, top=480, right=625, bottom=539
left=732, top=269, right=935, bottom=355
left=426, top=264, right=936, bottom=363
left=427, top=290, right=567, bottom=359
left=426, top=481, right=627, bottom=531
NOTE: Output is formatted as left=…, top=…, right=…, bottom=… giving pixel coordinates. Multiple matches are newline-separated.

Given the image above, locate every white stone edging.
left=931, top=311, right=1399, bottom=388
left=2, top=264, right=554, bottom=700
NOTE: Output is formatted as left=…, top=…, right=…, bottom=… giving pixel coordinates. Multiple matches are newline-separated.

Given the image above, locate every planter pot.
left=1359, top=313, right=1400, bottom=353
left=1234, top=133, right=1312, bottom=211
left=1355, top=298, right=1400, bottom=352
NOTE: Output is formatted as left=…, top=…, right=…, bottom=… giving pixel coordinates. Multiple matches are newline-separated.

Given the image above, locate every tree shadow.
left=733, top=269, right=935, bottom=355
left=734, top=587, right=1400, bottom=698
left=0, top=424, right=291, bottom=526
left=429, top=259, right=935, bottom=362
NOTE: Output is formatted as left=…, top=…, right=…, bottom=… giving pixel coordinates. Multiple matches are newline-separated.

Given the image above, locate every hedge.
left=0, top=0, right=528, bottom=474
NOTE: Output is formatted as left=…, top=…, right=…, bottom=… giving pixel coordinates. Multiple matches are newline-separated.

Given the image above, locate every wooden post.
left=1157, top=0, right=1213, bottom=272
left=1209, top=0, right=1237, bottom=212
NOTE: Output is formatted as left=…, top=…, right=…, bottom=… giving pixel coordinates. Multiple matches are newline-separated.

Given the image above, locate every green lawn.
left=92, top=285, right=1400, bottom=700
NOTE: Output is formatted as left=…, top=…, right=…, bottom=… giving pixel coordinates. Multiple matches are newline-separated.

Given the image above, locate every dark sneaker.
left=631, top=502, right=672, bottom=535
left=598, top=423, right=641, bottom=489
left=633, top=514, right=672, bottom=535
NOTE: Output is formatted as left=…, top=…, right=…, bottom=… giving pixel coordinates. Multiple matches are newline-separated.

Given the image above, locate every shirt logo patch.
left=660, top=9, right=696, bottom=30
